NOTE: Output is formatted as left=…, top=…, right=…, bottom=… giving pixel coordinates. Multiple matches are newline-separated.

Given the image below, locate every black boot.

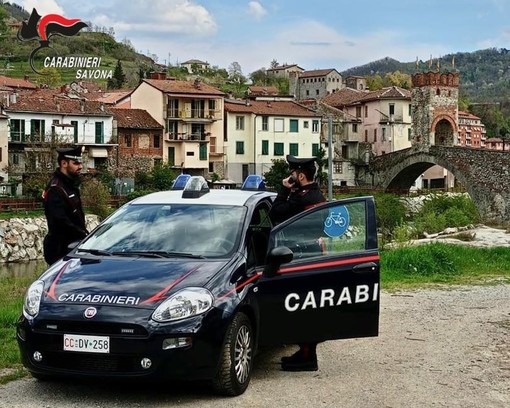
left=281, top=343, right=318, bottom=372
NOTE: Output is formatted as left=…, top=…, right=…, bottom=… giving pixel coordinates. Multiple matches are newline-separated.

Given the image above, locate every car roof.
left=129, top=189, right=276, bottom=207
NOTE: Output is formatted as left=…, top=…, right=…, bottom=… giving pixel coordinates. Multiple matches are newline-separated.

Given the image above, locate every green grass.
left=381, top=243, right=510, bottom=289
left=0, top=266, right=44, bottom=378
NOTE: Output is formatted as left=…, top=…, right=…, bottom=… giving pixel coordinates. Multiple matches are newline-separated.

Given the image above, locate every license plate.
left=63, top=334, right=110, bottom=353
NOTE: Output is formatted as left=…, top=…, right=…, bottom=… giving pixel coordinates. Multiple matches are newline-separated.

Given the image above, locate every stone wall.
left=0, top=215, right=100, bottom=263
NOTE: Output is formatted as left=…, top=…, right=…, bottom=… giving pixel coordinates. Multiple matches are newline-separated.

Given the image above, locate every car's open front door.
left=256, top=196, right=380, bottom=346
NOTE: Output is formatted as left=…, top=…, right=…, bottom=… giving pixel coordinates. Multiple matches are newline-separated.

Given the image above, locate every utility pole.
left=328, top=117, right=333, bottom=201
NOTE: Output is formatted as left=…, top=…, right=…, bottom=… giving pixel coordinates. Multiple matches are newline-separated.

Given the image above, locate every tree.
left=249, top=68, right=268, bottom=85
left=270, top=59, right=279, bottom=69
left=314, top=148, right=328, bottom=187
left=107, top=60, right=126, bottom=89
left=227, top=62, right=245, bottom=84
left=263, top=159, right=289, bottom=190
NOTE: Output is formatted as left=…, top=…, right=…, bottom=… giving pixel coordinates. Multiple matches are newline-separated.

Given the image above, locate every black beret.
left=56, top=146, right=84, bottom=163
left=286, top=154, right=316, bottom=171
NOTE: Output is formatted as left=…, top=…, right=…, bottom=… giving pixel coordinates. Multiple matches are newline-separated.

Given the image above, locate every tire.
left=212, top=312, right=253, bottom=396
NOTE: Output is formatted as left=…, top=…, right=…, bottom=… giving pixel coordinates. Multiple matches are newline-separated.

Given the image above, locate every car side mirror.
left=263, top=246, right=293, bottom=278
left=67, top=241, right=80, bottom=251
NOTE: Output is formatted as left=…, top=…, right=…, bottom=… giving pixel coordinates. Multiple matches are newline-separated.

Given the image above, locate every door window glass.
left=274, top=201, right=367, bottom=261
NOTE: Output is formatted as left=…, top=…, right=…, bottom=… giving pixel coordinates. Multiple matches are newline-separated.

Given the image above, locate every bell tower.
left=411, top=71, right=460, bottom=147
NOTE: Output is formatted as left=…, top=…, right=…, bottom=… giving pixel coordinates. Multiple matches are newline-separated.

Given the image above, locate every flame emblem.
left=17, top=8, right=88, bottom=74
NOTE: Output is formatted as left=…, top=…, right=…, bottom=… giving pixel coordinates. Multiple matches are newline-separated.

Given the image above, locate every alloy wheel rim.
left=234, top=325, right=252, bottom=383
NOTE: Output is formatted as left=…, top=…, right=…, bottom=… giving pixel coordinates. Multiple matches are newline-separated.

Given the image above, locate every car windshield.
left=78, top=203, right=247, bottom=258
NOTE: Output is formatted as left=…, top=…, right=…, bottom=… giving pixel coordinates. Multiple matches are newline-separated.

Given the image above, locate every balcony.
left=166, top=132, right=210, bottom=142
left=166, top=109, right=220, bottom=121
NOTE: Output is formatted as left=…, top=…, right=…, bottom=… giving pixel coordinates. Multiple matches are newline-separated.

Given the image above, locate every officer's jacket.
left=269, top=182, right=326, bottom=225
left=43, top=169, right=87, bottom=246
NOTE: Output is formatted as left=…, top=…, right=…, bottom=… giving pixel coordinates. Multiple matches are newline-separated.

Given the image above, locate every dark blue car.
left=17, top=176, right=380, bottom=396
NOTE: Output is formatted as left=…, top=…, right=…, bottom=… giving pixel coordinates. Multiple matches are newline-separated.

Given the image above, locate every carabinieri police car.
left=17, top=176, right=380, bottom=396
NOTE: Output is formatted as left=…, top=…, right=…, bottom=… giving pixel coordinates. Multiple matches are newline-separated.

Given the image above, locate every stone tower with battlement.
left=411, top=71, right=460, bottom=147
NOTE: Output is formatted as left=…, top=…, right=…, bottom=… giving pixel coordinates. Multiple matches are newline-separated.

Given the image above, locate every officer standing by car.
left=268, top=154, right=326, bottom=371
left=42, top=146, right=88, bottom=265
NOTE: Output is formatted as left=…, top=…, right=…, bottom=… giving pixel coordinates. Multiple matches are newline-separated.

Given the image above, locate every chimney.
left=100, top=102, right=105, bottom=112
left=193, top=78, right=201, bottom=89
left=149, top=72, right=167, bottom=80
left=56, top=100, right=60, bottom=112
left=80, top=99, right=85, bottom=112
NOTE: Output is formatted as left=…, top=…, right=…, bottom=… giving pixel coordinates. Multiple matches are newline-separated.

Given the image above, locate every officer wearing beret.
left=42, top=146, right=88, bottom=265
left=268, top=155, right=326, bottom=372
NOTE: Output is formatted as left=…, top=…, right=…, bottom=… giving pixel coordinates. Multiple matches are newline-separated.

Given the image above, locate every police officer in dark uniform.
left=42, top=146, right=88, bottom=265
left=268, top=155, right=326, bottom=372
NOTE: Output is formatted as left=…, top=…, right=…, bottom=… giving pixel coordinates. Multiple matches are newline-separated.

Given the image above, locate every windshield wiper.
left=77, top=248, right=112, bottom=256
left=112, top=251, right=204, bottom=259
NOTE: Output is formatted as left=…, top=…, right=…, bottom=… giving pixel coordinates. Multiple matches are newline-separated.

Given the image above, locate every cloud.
left=21, top=0, right=64, bottom=15
left=248, top=1, right=267, bottom=20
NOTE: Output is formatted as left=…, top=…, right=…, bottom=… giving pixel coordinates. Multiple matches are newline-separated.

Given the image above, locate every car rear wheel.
left=212, top=312, right=253, bottom=396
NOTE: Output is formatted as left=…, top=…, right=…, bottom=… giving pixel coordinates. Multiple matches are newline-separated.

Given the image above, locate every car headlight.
left=152, top=287, right=214, bottom=322
left=23, top=280, right=44, bottom=318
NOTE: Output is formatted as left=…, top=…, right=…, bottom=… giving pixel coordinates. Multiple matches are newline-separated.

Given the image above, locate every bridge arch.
left=369, top=146, right=510, bottom=224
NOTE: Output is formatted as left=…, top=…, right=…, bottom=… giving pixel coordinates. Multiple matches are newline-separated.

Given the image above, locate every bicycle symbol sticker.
left=323, top=206, right=349, bottom=238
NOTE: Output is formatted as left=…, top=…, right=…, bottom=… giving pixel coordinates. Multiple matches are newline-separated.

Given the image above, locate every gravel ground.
left=0, top=283, right=508, bottom=408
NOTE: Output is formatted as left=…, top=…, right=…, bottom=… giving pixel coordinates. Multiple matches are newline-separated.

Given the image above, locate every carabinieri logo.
left=17, top=8, right=88, bottom=75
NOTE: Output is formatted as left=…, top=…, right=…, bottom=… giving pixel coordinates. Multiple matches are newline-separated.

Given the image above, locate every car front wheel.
left=212, top=312, right=253, bottom=396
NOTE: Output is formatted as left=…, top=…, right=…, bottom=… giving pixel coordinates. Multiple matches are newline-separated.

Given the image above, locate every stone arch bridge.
left=366, top=146, right=510, bottom=224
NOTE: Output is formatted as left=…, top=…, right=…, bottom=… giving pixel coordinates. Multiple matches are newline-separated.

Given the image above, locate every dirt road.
left=0, top=284, right=508, bottom=408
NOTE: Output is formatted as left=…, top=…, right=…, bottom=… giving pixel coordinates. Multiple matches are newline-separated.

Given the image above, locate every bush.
left=374, top=193, right=407, bottom=245
left=81, top=177, right=111, bottom=220
left=413, top=193, right=480, bottom=235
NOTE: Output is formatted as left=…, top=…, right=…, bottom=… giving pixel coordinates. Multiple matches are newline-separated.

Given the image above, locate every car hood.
left=40, top=256, right=229, bottom=309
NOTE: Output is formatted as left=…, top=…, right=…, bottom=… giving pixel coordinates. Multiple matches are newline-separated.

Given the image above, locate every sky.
left=18, top=0, right=510, bottom=75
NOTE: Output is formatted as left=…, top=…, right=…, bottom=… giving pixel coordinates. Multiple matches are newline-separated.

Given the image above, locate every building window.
left=30, top=119, right=45, bottom=141
left=262, top=140, right=269, bottom=155
left=274, top=118, right=284, bottom=132
left=382, top=128, right=386, bottom=142
left=210, top=137, right=216, bottom=153
left=316, top=89, right=319, bottom=96
left=9, top=119, right=25, bottom=142
left=334, top=163, right=343, bottom=173
left=289, top=119, right=299, bottom=132
left=236, top=116, right=245, bottom=130
left=199, top=143, right=207, bottom=160
left=71, top=120, right=78, bottom=143
left=408, top=104, right=412, bottom=116
left=12, top=153, right=19, bottom=165
left=274, top=142, right=284, bottom=156
left=124, top=134, right=132, bottom=147
left=306, top=90, right=310, bottom=96
left=312, top=143, right=319, bottom=156
left=236, top=141, right=244, bottom=154
left=289, top=143, right=299, bottom=156
left=154, top=134, right=160, bottom=148
left=365, top=129, right=368, bottom=142
left=312, top=120, right=319, bottom=133
left=356, top=107, right=361, bottom=118
left=374, top=128, right=377, bottom=142
left=352, top=123, right=358, bottom=133
left=341, top=145, right=348, bottom=159
left=304, top=121, right=309, bottom=128
left=389, top=104, right=395, bottom=116
left=408, top=128, right=412, bottom=141
left=364, top=106, right=368, bottom=118
left=186, top=151, right=195, bottom=156
left=262, top=116, right=269, bottom=131
left=95, top=121, right=104, bottom=144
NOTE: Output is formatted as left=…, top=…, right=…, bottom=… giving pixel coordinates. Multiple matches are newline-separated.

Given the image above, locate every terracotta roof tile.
left=86, top=90, right=132, bottom=104
left=248, top=86, right=279, bottom=95
left=299, top=69, right=339, bottom=78
left=110, top=108, right=162, bottom=129
left=225, top=99, right=320, bottom=117
left=144, top=79, right=225, bottom=96
left=0, top=75, right=37, bottom=90
left=5, top=89, right=111, bottom=116
left=358, top=86, right=411, bottom=102
left=321, top=88, right=365, bottom=107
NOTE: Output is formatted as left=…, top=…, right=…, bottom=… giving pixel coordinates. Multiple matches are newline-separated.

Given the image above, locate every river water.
left=0, top=260, right=47, bottom=279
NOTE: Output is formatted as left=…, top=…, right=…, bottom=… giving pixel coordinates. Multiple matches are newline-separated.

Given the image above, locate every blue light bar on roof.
left=241, top=175, right=265, bottom=191
left=182, top=176, right=210, bottom=198
left=172, top=174, right=191, bottom=190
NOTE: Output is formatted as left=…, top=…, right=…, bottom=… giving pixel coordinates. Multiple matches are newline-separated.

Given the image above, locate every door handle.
left=353, top=262, right=377, bottom=273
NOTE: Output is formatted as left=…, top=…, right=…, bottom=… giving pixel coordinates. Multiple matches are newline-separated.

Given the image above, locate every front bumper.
left=17, top=307, right=230, bottom=381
